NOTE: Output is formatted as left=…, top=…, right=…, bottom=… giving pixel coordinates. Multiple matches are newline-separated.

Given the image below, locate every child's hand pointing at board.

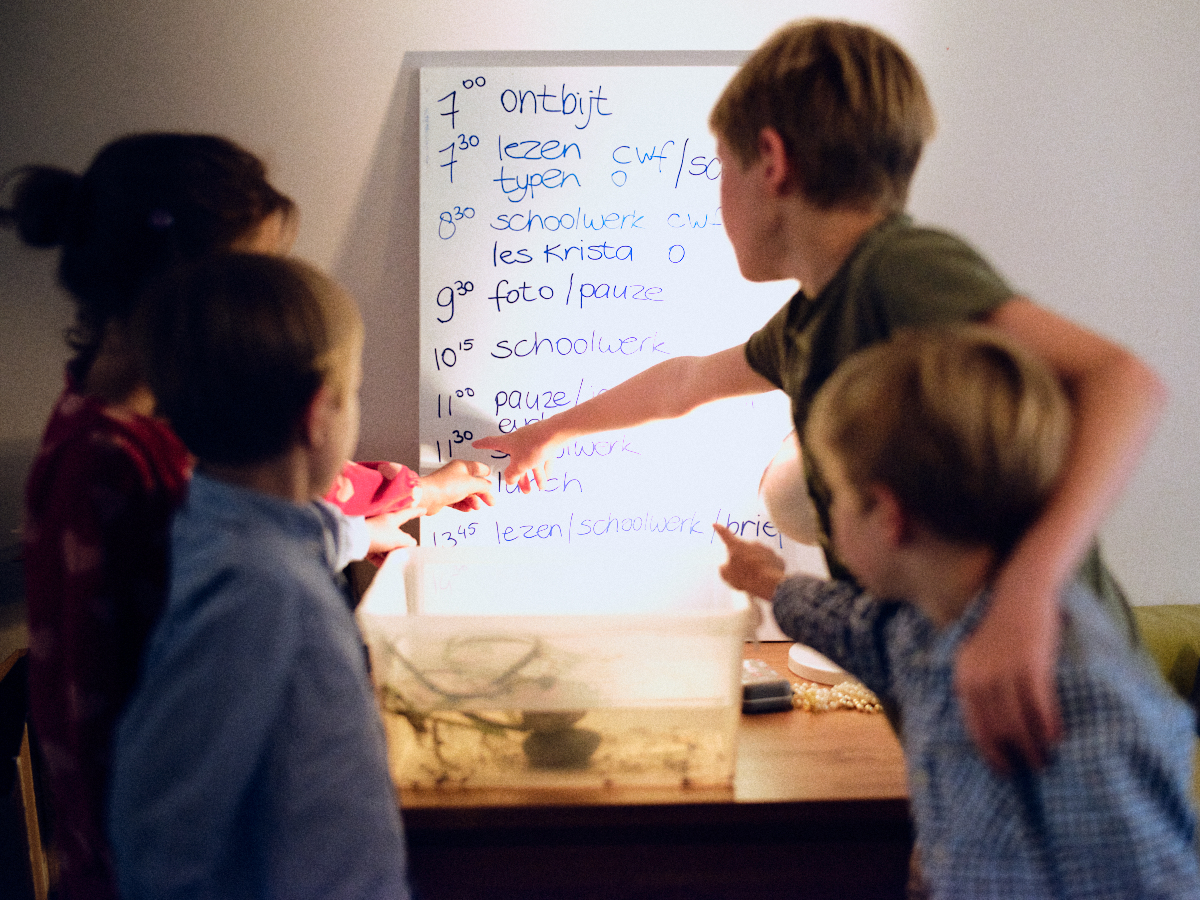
left=473, top=421, right=559, bottom=493
left=473, top=346, right=773, bottom=494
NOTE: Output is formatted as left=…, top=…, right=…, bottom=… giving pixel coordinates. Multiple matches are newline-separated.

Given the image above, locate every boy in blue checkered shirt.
left=717, top=325, right=1199, bottom=899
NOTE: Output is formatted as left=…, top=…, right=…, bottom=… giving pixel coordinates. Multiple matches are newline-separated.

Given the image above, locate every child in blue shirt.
left=109, top=254, right=411, bottom=899
left=716, top=325, right=1199, bottom=899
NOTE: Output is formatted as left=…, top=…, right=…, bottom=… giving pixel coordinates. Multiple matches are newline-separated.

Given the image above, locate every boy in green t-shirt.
left=473, top=18, right=1165, bottom=773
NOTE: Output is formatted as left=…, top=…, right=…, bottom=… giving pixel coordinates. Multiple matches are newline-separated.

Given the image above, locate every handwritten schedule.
left=418, top=66, right=794, bottom=553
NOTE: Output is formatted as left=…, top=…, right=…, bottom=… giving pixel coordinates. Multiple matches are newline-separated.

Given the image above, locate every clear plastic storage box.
left=358, top=543, right=749, bottom=791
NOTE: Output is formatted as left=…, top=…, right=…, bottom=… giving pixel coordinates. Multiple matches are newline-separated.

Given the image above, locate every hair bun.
left=4, top=165, right=82, bottom=248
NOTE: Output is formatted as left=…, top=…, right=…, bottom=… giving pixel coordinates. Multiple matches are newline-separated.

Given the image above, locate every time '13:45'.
left=427, top=523, right=479, bottom=546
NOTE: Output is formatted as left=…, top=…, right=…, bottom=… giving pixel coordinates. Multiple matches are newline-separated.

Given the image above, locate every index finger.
left=712, top=522, right=738, bottom=546
left=471, top=434, right=504, bottom=452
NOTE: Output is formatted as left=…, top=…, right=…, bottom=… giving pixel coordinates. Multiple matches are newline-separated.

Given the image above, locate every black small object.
left=523, top=726, right=602, bottom=769
left=741, top=658, right=793, bottom=714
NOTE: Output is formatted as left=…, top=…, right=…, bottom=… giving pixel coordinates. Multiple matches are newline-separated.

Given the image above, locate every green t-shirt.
left=745, top=213, right=1136, bottom=642
left=745, top=213, right=1012, bottom=428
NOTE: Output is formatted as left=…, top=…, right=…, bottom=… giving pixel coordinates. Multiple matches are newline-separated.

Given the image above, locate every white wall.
left=2, top=0, right=1197, bottom=605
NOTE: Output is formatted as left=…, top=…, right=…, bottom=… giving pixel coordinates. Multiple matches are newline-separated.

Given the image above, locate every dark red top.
left=23, top=372, right=418, bottom=899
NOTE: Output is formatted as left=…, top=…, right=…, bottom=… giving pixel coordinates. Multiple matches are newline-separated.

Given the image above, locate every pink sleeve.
left=324, top=461, right=420, bottom=517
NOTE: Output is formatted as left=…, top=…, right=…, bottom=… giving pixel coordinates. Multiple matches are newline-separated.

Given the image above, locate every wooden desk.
left=394, top=642, right=912, bottom=900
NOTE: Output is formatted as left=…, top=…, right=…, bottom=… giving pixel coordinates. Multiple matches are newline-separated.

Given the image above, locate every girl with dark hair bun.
left=3, top=133, right=491, bottom=900
left=7, top=134, right=295, bottom=370
left=5, top=134, right=298, bottom=401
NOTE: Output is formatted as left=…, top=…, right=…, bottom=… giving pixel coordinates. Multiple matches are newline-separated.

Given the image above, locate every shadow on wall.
left=0, top=438, right=34, bottom=606
left=331, top=57, right=423, bottom=470
left=0, top=438, right=34, bottom=657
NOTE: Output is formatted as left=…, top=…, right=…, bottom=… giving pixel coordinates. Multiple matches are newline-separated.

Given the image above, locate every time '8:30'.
left=438, top=206, right=475, bottom=240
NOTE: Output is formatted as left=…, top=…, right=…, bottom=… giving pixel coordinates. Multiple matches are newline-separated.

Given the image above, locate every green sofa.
left=1133, top=605, right=1200, bottom=709
left=1131, top=605, right=1200, bottom=803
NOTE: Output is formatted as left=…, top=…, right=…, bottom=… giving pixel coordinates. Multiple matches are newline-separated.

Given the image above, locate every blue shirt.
left=109, top=474, right=411, bottom=900
left=772, top=577, right=1200, bottom=899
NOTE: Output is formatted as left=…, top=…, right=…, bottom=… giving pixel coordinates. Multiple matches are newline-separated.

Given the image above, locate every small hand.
left=418, top=460, right=494, bottom=515
left=713, top=522, right=786, bottom=601
left=473, top=423, right=558, bottom=492
left=364, top=504, right=425, bottom=562
left=953, top=582, right=1064, bottom=773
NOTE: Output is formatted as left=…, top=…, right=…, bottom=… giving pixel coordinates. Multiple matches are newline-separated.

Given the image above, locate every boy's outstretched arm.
left=961, top=298, right=1167, bottom=773
left=473, top=344, right=774, bottom=491
left=714, top=522, right=786, bottom=600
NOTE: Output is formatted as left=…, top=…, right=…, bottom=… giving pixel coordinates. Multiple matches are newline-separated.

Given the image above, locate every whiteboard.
left=417, top=64, right=795, bottom=555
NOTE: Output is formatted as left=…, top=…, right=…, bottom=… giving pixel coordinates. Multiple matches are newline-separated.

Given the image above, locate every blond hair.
left=806, top=325, right=1071, bottom=552
left=710, top=18, right=935, bottom=213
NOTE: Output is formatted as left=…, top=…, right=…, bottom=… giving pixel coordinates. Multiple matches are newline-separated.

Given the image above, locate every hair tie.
left=148, top=209, right=174, bottom=231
